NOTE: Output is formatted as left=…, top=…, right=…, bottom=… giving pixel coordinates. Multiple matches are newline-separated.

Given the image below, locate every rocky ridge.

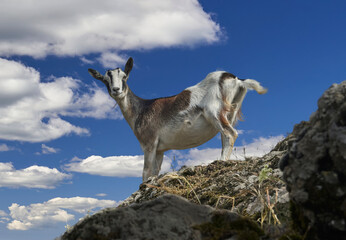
left=120, top=142, right=291, bottom=226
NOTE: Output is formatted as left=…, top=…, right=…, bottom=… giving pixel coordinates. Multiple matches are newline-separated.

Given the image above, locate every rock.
left=58, top=194, right=265, bottom=240
left=281, top=81, right=346, bottom=240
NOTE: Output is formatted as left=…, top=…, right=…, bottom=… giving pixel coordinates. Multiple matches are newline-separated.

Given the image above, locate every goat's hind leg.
left=219, top=87, right=246, bottom=160
left=220, top=124, right=238, bottom=160
left=204, top=109, right=238, bottom=161
left=220, top=105, right=241, bottom=160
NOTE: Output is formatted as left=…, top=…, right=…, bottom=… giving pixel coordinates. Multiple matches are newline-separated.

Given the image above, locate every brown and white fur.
left=88, top=57, right=267, bottom=181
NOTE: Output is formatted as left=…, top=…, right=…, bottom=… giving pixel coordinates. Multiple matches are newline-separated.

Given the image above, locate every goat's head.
left=88, top=57, right=133, bottom=99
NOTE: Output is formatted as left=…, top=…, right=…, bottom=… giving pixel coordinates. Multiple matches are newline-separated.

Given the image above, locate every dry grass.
left=140, top=158, right=287, bottom=229
left=158, top=172, right=201, bottom=204
left=215, top=195, right=235, bottom=210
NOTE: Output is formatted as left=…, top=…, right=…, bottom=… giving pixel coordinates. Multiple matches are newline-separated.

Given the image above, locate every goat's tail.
left=242, top=79, right=268, bottom=94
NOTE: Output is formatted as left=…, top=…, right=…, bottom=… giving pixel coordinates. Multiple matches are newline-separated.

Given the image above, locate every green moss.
left=193, top=212, right=265, bottom=240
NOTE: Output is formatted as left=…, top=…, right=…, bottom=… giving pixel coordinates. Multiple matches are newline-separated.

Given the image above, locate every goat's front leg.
left=143, top=150, right=158, bottom=182
left=155, top=151, right=164, bottom=173
left=143, top=150, right=165, bottom=181
left=141, top=136, right=160, bottom=181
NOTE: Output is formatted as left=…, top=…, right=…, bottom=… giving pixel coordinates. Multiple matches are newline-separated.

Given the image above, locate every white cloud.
left=0, top=144, right=14, bottom=152
left=0, top=162, right=71, bottom=189
left=7, top=196, right=116, bottom=230
left=65, top=155, right=172, bottom=177
left=39, top=144, right=59, bottom=155
left=0, top=58, right=122, bottom=142
left=0, top=0, right=221, bottom=61
left=0, top=210, right=10, bottom=224
left=233, top=135, right=285, bottom=158
left=64, top=136, right=284, bottom=177
left=97, top=52, right=127, bottom=68
left=0, top=210, right=7, bottom=217
left=0, top=59, right=40, bottom=106
left=174, top=135, right=284, bottom=167
left=80, top=56, right=94, bottom=65
left=96, top=193, right=107, bottom=197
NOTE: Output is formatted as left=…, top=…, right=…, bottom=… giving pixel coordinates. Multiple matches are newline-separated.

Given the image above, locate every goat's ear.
left=88, top=68, right=105, bottom=82
left=124, top=57, right=133, bottom=76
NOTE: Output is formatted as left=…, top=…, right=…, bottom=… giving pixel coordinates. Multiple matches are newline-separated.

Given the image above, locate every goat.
left=88, top=57, right=267, bottom=181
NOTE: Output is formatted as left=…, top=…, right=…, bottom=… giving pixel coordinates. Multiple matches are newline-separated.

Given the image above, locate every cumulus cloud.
left=64, top=136, right=284, bottom=177
left=0, top=0, right=221, bottom=64
left=0, top=58, right=40, bottom=106
left=0, top=162, right=71, bottom=189
left=173, top=135, right=284, bottom=167
left=65, top=155, right=172, bottom=177
left=0, top=58, right=121, bottom=142
left=7, top=196, right=116, bottom=230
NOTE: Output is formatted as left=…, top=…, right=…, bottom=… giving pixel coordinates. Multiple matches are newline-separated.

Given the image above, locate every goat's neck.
left=115, top=87, right=144, bottom=130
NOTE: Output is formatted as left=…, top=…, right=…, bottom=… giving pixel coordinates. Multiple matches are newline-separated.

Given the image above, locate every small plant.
left=87, top=209, right=92, bottom=217
left=232, top=147, right=239, bottom=160
left=253, top=165, right=282, bottom=227
left=258, top=165, right=273, bottom=184
left=265, top=187, right=281, bottom=225
left=231, top=147, right=247, bottom=160
left=65, top=223, right=72, bottom=231
left=170, top=155, right=178, bottom=172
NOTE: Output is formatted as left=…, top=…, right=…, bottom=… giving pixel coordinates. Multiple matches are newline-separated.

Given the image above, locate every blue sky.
left=0, top=0, right=345, bottom=239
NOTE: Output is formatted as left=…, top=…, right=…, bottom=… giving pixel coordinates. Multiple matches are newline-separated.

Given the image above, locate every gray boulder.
left=59, top=194, right=264, bottom=240
left=281, top=81, right=346, bottom=239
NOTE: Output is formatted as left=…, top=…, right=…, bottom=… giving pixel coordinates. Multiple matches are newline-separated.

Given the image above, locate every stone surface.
left=59, top=194, right=264, bottom=240
left=281, top=81, right=346, bottom=240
